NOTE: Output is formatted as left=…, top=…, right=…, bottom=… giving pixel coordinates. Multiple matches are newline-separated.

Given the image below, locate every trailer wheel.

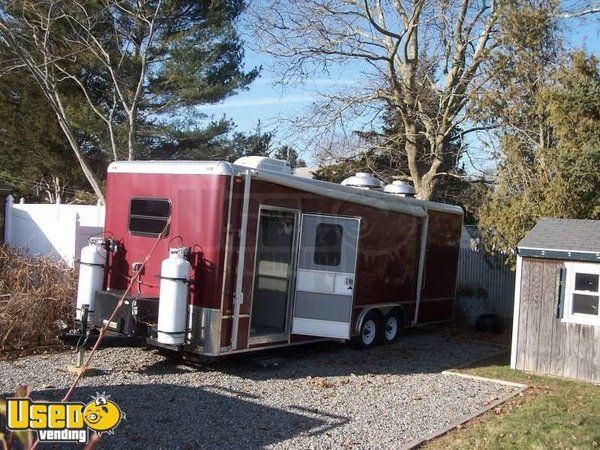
left=351, top=311, right=381, bottom=350
left=380, top=309, right=402, bottom=345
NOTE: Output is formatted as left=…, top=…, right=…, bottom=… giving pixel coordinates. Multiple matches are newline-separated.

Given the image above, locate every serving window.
left=128, top=198, right=171, bottom=237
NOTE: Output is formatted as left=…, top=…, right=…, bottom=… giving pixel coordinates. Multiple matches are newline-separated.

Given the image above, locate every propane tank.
left=76, top=237, right=107, bottom=322
left=157, top=247, right=190, bottom=345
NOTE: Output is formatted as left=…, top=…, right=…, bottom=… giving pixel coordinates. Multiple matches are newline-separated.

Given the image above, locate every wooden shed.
left=511, top=218, right=600, bottom=383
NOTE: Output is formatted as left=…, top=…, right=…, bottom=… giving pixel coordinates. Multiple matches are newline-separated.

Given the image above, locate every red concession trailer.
left=75, top=157, right=463, bottom=355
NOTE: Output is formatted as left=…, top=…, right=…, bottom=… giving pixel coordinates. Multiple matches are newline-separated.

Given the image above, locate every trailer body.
left=86, top=160, right=462, bottom=355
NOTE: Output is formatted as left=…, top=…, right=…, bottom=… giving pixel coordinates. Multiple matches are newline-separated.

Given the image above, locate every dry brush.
left=0, top=245, right=75, bottom=355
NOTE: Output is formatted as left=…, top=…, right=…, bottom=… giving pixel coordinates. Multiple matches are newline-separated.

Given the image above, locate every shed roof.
left=517, top=218, right=600, bottom=262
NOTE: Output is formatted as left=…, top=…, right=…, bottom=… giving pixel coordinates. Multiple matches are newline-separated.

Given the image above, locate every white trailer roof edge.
left=108, top=160, right=234, bottom=175
left=249, top=167, right=428, bottom=218
left=107, top=160, right=463, bottom=217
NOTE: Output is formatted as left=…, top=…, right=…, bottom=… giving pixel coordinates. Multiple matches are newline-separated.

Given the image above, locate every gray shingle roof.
left=518, top=218, right=600, bottom=253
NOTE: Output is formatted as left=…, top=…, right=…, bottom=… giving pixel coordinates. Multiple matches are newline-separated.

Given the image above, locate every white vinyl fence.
left=3, top=195, right=105, bottom=267
left=456, top=226, right=516, bottom=323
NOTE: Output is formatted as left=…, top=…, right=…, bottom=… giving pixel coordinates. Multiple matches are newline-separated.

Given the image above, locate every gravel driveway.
left=0, top=334, right=516, bottom=449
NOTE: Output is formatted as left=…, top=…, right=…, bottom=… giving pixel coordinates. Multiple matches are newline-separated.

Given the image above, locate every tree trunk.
left=415, top=134, right=445, bottom=201
left=416, top=177, right=436, bottom=201
left=53, top=94, right=106, bottom=204
left=403, top=121, right=442, bottom=202
left=403, top=119, right=424, bottom=194
left=128, top=111, right=136, bottom=161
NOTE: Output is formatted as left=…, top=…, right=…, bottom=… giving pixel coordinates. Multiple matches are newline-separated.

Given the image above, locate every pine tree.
left=0, top=0, right=259, bottom=200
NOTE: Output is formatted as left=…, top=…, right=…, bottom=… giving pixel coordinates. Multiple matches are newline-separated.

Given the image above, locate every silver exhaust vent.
left=340, top=172, right=384, bottom=190
left=383, top=180, right=416, bottom=198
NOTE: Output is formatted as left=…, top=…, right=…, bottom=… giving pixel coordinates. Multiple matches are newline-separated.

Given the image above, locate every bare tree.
left=249, top=0, right=500, bottom=199
left=558, top=0, right=600, bottom=17
left=0, top=0, right=163, bottom=203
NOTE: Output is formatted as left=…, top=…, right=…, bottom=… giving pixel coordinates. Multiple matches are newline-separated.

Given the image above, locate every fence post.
left=67, top=211, right=80, bottom=268
left=96, top=199, right=104, bottom=226
left=4, top=194, right=14, bottom=244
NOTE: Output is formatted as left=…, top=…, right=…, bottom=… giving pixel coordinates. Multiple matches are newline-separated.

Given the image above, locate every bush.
left=0, top=245, right=76, bottom=354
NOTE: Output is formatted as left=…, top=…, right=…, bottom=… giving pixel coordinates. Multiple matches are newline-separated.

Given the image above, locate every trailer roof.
left=108, top=160, right=463, bottom=217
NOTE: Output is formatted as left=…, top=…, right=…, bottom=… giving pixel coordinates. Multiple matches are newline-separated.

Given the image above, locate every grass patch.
left=426, top=353, right=600, bottom=449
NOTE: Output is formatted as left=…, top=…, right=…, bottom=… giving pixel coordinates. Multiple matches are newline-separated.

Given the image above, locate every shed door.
left=292, top=214, right=360, bottom=339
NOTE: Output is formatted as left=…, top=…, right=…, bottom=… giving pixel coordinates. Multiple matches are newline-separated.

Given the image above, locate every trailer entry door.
left=292, top=214, right=360, bottom=339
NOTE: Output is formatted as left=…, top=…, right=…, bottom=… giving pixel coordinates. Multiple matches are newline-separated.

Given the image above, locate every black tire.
left=351, top=311, right=381, bottom=350
left=380, top=309, right=402, bottom=345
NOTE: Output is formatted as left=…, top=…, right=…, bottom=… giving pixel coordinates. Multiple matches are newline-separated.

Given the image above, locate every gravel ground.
left=0, top=334, right=516, bottom=449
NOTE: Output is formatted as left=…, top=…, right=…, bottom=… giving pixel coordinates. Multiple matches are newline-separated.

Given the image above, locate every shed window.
left=128, top=198, right=170, bottom=237
left=564, top=262, right=600, bottom=326
left=313, top=223, right=343, bottom=267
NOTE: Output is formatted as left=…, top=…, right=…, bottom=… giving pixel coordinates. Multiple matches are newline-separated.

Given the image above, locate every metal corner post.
left=412, top=213, right=429, bottom=325
left=231, top=169, right=253, bottom=350
left=510, top=254, right=523, bottom=369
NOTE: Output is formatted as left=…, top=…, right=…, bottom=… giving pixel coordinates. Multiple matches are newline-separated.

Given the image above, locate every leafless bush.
left=0, top=245, right=76, bottom=355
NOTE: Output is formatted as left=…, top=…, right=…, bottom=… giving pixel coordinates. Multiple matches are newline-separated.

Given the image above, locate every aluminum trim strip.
left=108, top=160, right=234, bottom=175
left=518, top=248, right=600, bottom=261
left=518, top=246, right=600, bottom=255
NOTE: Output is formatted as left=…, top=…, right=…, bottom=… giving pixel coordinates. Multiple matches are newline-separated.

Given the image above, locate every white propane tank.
left=157, top=247, right=190, bottom=345
left=76, top=237, right=107, bottom=322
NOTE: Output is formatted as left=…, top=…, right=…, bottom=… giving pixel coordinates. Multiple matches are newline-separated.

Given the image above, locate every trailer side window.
left=314, top=223, right=343, bottom=267
left=128, top=198, right=171, bottom=237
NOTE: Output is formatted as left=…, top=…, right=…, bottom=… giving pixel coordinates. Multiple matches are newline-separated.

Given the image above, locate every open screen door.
left=292, top=214, right=360, bottom=339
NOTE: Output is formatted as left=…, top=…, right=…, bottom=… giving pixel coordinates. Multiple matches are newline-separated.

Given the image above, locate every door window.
left=314, top=223, right=343, bottom=267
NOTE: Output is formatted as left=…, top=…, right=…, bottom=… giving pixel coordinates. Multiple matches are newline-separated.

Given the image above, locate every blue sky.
left=202, top=15, right=600, bottom=171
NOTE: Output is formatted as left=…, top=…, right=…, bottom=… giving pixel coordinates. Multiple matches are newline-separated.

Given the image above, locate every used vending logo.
left=6, top=392, right=124, bottom=444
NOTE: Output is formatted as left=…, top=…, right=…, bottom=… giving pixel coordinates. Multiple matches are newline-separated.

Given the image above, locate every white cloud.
left=253, top=77, right=359, bottom=86
left=201, top=95, right=316, bottom=109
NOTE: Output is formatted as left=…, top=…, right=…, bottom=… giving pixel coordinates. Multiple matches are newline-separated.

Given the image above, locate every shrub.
left=0, top=245, right=76, bottom=354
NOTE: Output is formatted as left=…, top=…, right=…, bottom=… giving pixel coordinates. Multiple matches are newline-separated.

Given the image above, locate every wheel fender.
left=386, top=306, right=404, bottom=322
left=353, top=305, right=402, bottom=336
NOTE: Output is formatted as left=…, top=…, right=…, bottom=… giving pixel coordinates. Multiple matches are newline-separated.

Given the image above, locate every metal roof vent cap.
left=340, top=172, right=384, bottom=190
left=233, top=156, right=292, bottom=175
left=383, top=180, right=417, bottom=198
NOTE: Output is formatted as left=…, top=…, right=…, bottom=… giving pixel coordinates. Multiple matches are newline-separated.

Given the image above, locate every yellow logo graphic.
left=6, top=393, right=124, bottom=444
left=83, top=395, right=122, bottom=433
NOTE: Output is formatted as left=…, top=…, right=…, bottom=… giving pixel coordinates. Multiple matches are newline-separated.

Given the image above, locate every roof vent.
left=234, top=156, right=292, bottom=175
left=383, top=180, right=416, bottom=198
left=340, top=172, right=384, bottom=190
